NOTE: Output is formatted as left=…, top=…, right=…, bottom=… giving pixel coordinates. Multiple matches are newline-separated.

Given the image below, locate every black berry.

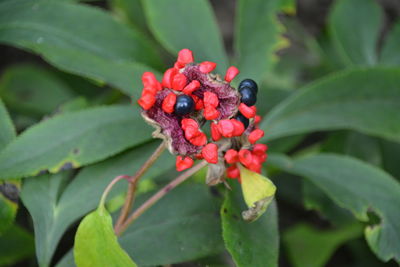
left=239, top=87, right=257, bottom=106
left=239, top=79, right=258, bottom=94
left=175, top=95, right=195, bottom=115
left=235, top=113, right=249, bottom=129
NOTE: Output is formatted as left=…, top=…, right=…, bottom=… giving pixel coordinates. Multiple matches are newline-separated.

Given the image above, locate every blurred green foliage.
left=0, top=0, right=399, bottom=266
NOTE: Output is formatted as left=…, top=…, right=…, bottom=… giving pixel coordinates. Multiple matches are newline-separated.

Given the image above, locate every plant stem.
left=99, top=175, right=130, bottom=207
left=115, top=160, right=208, bottom=236
left=115, top=141, right=166, bottom=229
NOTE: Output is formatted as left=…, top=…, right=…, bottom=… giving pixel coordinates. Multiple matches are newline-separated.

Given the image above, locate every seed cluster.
left=137, top=49, right=267, bottom=182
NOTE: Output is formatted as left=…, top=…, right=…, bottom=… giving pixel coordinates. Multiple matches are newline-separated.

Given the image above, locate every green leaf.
left=0, top=180, right=20, bottom=234
left=59, top=0, right=103, bottom=2
left=381, top=140, right=400, bottom=180
left=303, top=180, right=356, bottom=226
left=278, top=0, right=296, bottom=15
left=0, top=98, right=15, bottom=151
left=120, top=183, right=224, bottom=266
left=74, top=205, right=137, bottom=267
left=20, top=172, right=69, bottom=267
left=261, top=68, right=400, bottom=142
left=58, top=97, right=89, bottom=114
left=267, top=134, right=305, bottom=154
left=320, top=131, right=382, bottom=166
left=269, top=172, right=302, bottom=205
left=55, top=250, right=74, bottom=267
left=0, top=64, right=74, bottom=117
left=0, top=99, right=18, bottom=234
left=235, top=0, right=289, bottom=82
left=257, top=87, right=292, bottom=116
left=142, top=0, right=228, bottom=72
left=343, top=132, right=382, bottom=166
left=0, top=225, right=34, bottom=266
left=304, top=132, right=382, bottom=225
left=269, top=153, right=400, bottom=263
left=110, top=0, right=148, bottom=33
left=0, top=105, right=152, bottom=179
left=21, top=142, right=174, bottom=267
left=56, top=183, right=223, bottom=267
left=283, top=223, right=363, bottom=267
left=221, top=181, right=279, bottom=267
left=0, top=0, right=162, bottom=98
left=380, top=21, right=400, bottom=66
left=329, top=0, right=383, bottom=66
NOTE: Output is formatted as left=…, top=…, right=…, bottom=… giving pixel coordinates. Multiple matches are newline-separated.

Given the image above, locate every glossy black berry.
left=239, top=79, right=258, bottom=94
left=239, top=87, right=257, bottom=106
left=175, top=95, right=195, bottom=116
left=235, top=113, right=249, bottom=129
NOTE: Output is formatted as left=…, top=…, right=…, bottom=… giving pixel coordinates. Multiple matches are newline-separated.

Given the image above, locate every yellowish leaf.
left=239, top=166, right=276, bottom=221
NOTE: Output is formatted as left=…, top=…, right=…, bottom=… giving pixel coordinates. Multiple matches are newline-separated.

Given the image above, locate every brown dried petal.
left=142, top=89, right=200, bottom=156
left=205, top=139, right=232, bottom=185
left=183, top=64, right=240, bottom=120
left=206, top=162, right=226, bottom=186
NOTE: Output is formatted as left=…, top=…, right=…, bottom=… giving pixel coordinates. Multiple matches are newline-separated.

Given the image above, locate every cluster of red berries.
left=137, top=49, right=267, bottom=182
left=225, top=144, right=268, bottom=180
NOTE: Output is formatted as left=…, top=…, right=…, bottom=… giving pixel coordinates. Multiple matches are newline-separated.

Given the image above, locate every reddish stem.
left=115, top=160, right=207, bottom=236
left=114, top=142, right=166, bottom=230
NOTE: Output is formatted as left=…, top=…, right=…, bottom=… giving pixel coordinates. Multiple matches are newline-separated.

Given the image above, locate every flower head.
left=137, top=49, right=275, bottom=220
left=137, top=48, right=267, bottom=175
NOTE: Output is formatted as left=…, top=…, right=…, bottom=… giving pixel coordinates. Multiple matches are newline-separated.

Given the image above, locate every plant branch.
left=115, top=141, right=166, bottom=229
left=115, top=160, right=208, bottom=236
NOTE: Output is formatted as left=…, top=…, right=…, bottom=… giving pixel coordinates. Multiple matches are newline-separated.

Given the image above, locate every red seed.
left=203, top=91, right=219, bottom=108
left=238, top=149, right=253, bottom=167
left=182, top=80, right=200, bottom=95
left=162, top=68, right=178, bottom=88
left=224, top=66, right=239, bottom=82
left=142, top=72, right=162, bottom=91
left=248, top=157, right=262, bottom=173
left=254, top=152, right=267, bottom=163
left=189, top=132, right=207, bottom=146
left=230, top=119, right=245, bottom=136
left=195, top=153, right=203, bottom=160
left=177, top=49, right=194, bottom=66
left=184, top=125, right=200, bottom=140
left=156, top=82, right=162, bottom=91
left=137, top=93, right=156, bottom=110
left=253, top=144, right=268, bottom=155
left=226, top=164, right=240, bottom=178
left=176, top=156, right=194, bottom=171
left=142, top=72, right=156, bottom=86
left=204, top=106, right=220, bottom=120
left=210, top=122, right=222, bottom=141
left=172, top=73, right=187, bottom=91
left=218, top=119, right=235, bottom=137
left=191, top=95, right=204, bottom=110
left=196, top=99, right=204, bottom=110
left=174, top=62, right=182, bottom=69
left=224, top=149, right=238, bottom=164
left=239, top=103, right=256, bottom=119
left=199, top=61, right=217, bottom=73
left=181, top=118, right=199, bottom=130
left=161, top=93, right=177, bottom=113
left=254, top=115, right=262, bottom=124
left=142, top=86, right=157, bottom=96
left=202, top=143, right=218, bottom=164
left=248, top=129, right=265, bottom=144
